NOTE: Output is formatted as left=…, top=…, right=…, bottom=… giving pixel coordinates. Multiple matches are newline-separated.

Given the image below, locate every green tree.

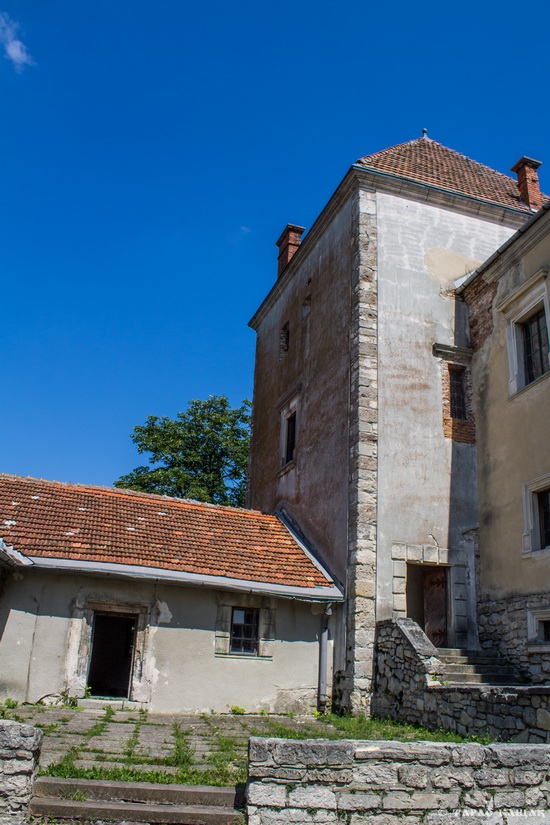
left=115, top=396, right=251, bottom=507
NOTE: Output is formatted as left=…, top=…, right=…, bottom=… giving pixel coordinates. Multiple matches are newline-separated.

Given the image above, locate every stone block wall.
left=0, top=720, right=42, bottom=825
left=478, top=594, right=550, bottom=685
left=373, top=618, right=550, bottom=743
left=341, top=185, right=378, bottom=712
left=247, top=737, right=550, bottom=823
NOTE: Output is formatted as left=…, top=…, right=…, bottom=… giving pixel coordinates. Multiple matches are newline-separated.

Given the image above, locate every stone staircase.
left=435, top=647, right=524, bottom=687
left=30, top=776, right=245, bottom=824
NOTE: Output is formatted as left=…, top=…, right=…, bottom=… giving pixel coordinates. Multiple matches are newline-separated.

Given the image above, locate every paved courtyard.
left=6, top=701, right=337, bottom=785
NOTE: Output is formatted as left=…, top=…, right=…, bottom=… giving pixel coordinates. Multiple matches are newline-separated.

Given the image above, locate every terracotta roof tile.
left=356, top=138, right=548, bottom=213
left=0, top=475, right=333, bottom=590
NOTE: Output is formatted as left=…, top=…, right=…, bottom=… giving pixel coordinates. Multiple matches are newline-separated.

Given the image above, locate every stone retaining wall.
left=373, top=618, right=550, bottom=743
left=247, top=737, right=550, bottom=823
left=478, top=594, right=550, bottom=685
left=0, top=720, right=43, bottom=825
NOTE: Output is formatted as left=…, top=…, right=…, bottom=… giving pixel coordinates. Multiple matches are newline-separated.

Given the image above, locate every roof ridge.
left=358, top=137, right=521, bottom=185
left=0, top=473, right=269, bottom=518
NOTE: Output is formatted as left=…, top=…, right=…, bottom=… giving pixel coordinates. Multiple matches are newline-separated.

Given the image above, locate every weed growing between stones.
left=315, top=713, right=493, bottom=743
left=84, top=705, right=115, bottom=738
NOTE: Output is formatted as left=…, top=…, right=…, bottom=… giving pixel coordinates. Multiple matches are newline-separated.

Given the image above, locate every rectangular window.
left=537, top=489, right=550, bottom=550
left=522, top=308, right=549, bottom=385
left=449, top=367, right=467, bottom=420
left=285, top=411, right=296, bottom=464
left=500, top=271, right=550, bottom=395
left=542, top=621, right=550, bottom=643
left=230, top=608, right=259, bottom=655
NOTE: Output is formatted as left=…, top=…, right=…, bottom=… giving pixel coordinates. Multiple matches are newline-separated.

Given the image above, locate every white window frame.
left=522, top=472, right=550, bottom=555
left=527, top=607, right=550, bottom=645
left=498, top=269, right=550, bottom=395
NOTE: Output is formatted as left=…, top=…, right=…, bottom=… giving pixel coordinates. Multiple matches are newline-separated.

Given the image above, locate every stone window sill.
left=522, top=544, right=550, bottom=560
left=510, top=368, right=550, bottom=400
left=527, top=644, right=550, bottom=654
left=215, top=653, right=272, bottom=661
left=278, top=460, right=296, bottom=477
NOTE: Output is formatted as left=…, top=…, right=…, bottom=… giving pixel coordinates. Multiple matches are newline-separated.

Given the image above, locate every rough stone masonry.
left=0, top=721, right=42, bottom=825
left=247, top=737, right=550, bottom=824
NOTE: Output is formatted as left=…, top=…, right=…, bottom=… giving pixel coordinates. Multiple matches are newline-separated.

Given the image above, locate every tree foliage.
left=115, top=396, right=251, bottom=507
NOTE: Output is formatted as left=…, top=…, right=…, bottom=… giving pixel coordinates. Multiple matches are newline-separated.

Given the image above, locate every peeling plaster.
left=424, top=247, right=480, bottom=288
left=155, top=600, right=173, bottom=624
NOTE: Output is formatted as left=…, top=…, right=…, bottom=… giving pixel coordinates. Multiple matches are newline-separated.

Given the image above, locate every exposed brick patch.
left=463, top=276, right=498, bottom=351
left=441, top=363, right=476, bottom=443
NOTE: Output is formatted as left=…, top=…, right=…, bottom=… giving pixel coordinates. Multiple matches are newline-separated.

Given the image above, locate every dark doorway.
left=406, top=564, right=448, bottom=647
left=87, top=613, right=136, bottom=698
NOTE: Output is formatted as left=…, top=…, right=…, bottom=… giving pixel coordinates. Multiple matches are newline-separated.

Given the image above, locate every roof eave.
left=0, top=538, right=34, bottom=568
left=456, top=199, right=550, bottom=293
left=353, top=164, right=531, bottom=223
left=27, top=556, right=344, bottom=602
left=248, top=167, right=361, bottom=331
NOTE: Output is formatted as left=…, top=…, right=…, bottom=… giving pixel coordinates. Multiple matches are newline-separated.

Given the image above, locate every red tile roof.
left=356, top=138, right=547, bottom=213
left=0, top=475, right=333, bottom=591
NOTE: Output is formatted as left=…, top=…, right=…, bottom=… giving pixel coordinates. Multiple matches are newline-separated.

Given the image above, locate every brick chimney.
left=511, top=156, right=544, bottom=211
left=276, top=224, right=305, bottom=278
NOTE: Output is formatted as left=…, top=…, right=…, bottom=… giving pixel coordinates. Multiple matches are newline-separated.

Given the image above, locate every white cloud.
left=240, top=226, right=252, bottom=234
left=0, top=12, right=34, bottom=72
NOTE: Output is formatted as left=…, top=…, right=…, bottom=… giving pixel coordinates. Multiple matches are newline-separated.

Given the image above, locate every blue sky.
left=2, top=0, right=550, bottom=487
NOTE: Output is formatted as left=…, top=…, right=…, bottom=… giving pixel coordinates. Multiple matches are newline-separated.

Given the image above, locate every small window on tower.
left=279, top=323, right=290, bottom=360
left=449, top=366, right=467, bottom=420
left=278, top=393, right=299, bottom=469
left=537, top=489, right=550, bottom=550
left=285, top=411, right=296, bottom=464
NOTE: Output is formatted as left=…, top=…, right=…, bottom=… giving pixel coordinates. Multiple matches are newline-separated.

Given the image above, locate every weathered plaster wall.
left=0, top=570, right=331, bottom=713
left=0, top=721, right=42, bottom=825
left=376, top=192, right=516, bottom=646
left=248, top=199, right=353, bottom=585
left=463, top=227, right=550, bottom=600
left=248, top=183, right=380, bottom=711
left=247, top=736, right=550, bottom=824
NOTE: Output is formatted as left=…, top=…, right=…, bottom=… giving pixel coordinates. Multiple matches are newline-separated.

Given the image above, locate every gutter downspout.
left=317, top=602, right=333, bottom=712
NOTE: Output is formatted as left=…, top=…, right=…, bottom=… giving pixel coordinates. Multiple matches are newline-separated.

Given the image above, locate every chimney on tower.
left=276, top=224, right=305, bottom=278
left=511, top=156, right=544, bottom=211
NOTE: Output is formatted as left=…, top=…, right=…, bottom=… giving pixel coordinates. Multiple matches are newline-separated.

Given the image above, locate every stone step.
left=441, top=672, right=523, bottom=685
left=29, top=797, right=243, bottom=824
left=33, top=777, right=244, bottom=807
left=443, top=663, right=517, bottom=676
left=438, top=654, right=512, bottom=666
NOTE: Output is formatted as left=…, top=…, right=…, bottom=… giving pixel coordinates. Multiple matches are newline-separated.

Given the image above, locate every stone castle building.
left=247, top=135, right=549, bottom=710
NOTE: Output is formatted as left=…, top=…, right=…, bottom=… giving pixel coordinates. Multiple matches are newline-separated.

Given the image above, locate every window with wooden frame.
left=214, top=602, right=275, bottom=658
left=230, top=607, right=259, bottom=655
